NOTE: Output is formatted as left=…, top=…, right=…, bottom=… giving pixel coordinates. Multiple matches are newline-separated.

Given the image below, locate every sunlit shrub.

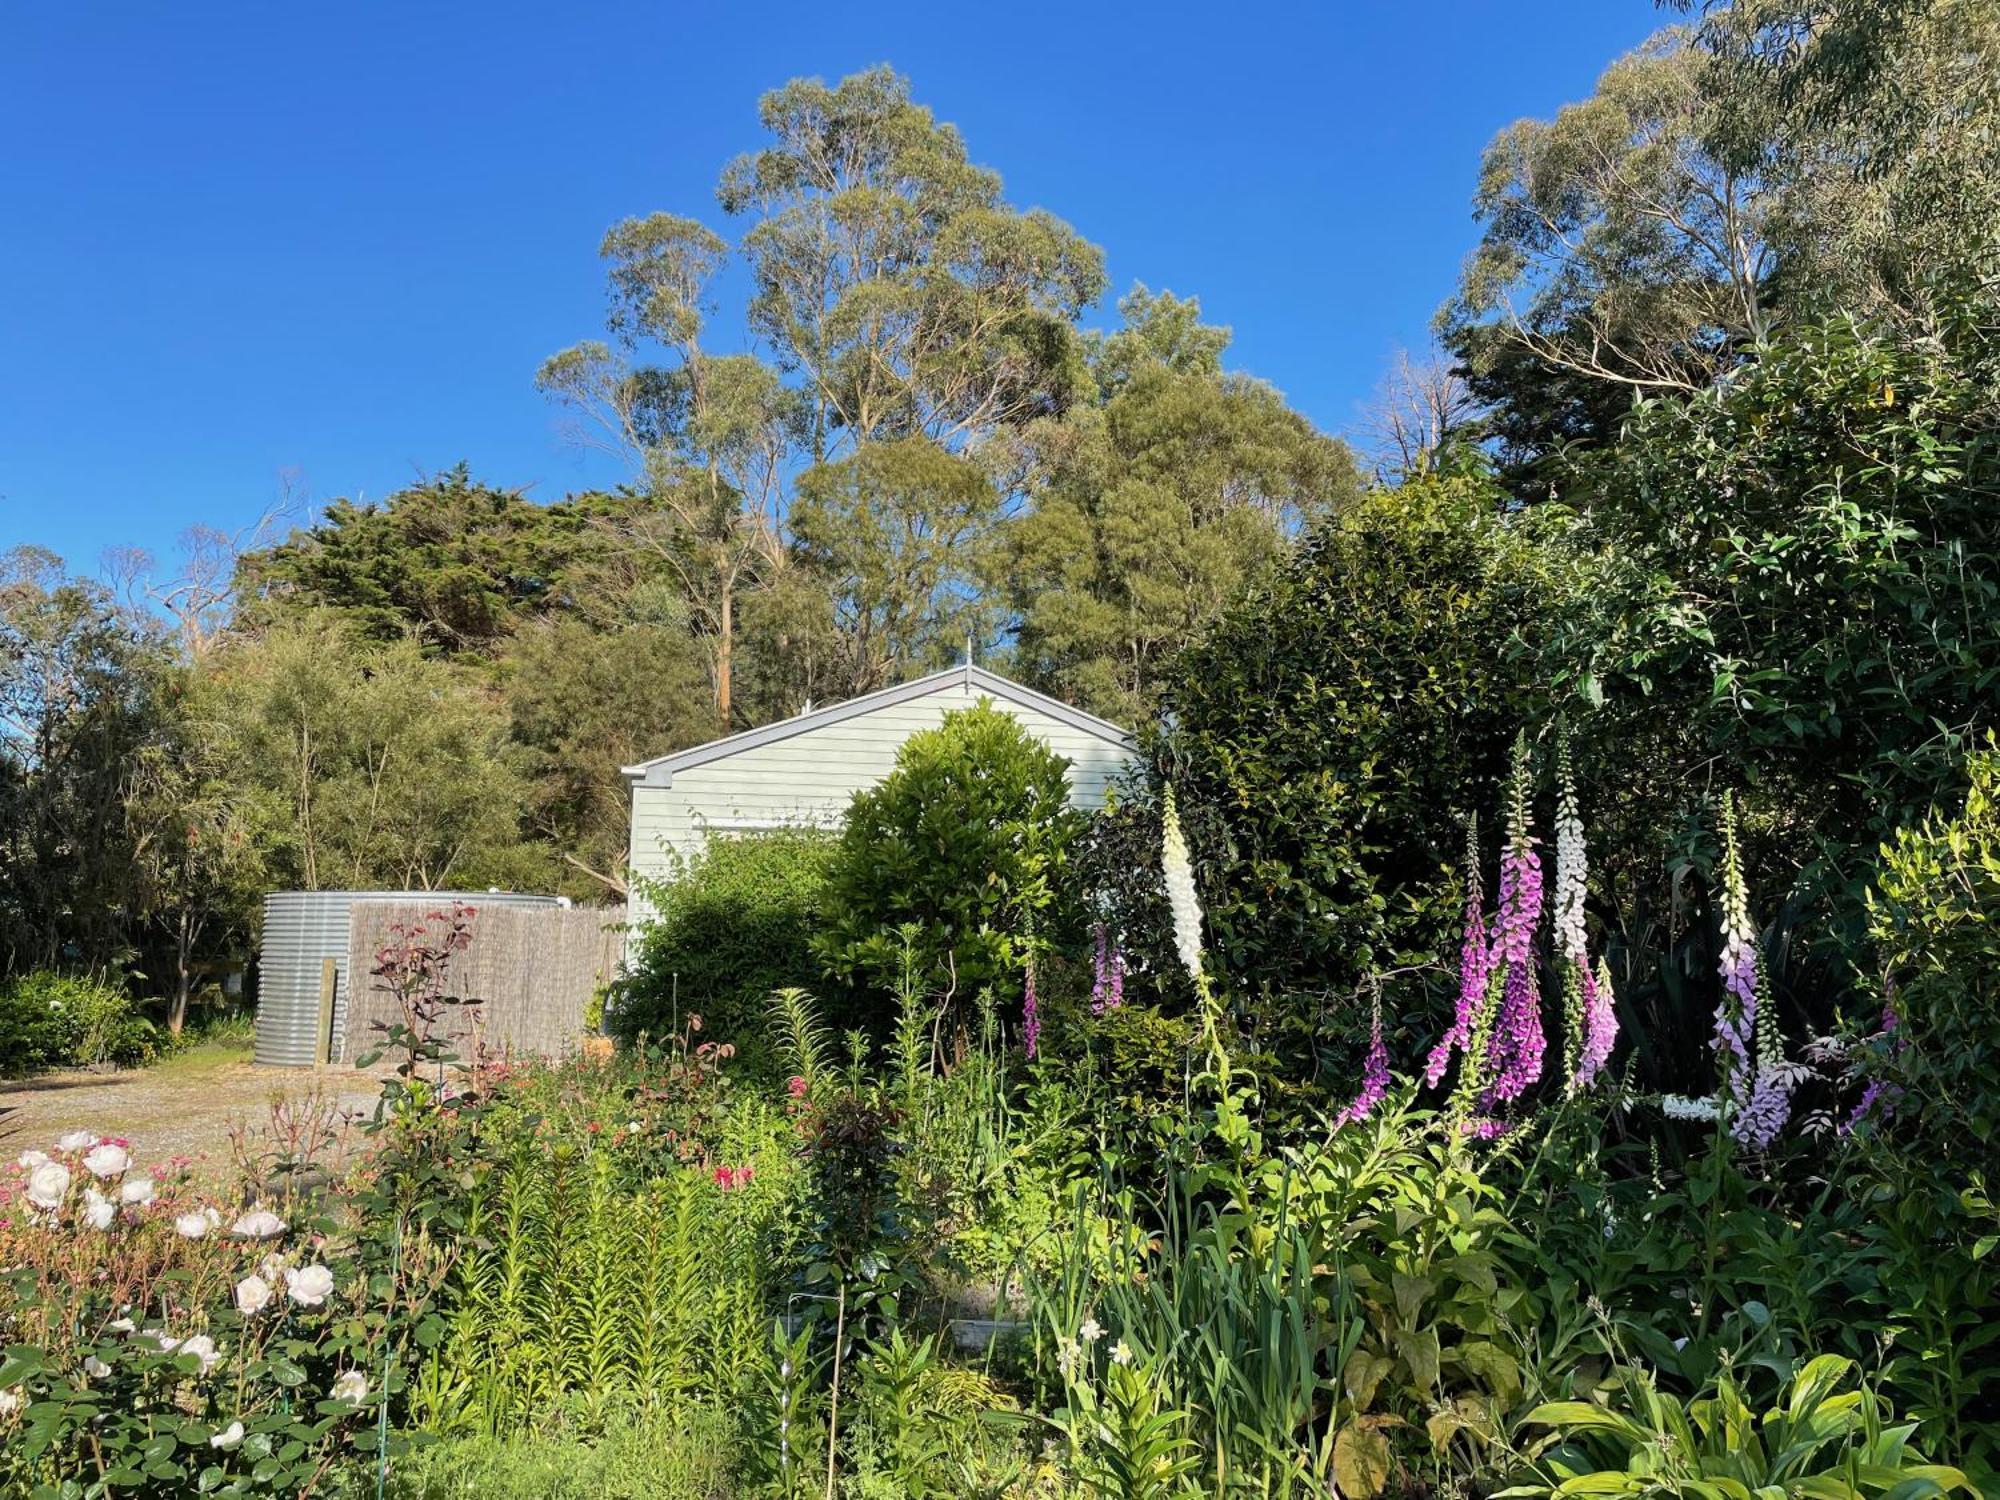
left=613, top=827, right=837, bottom=1075
left=0, top=970, right=156, bottom=1076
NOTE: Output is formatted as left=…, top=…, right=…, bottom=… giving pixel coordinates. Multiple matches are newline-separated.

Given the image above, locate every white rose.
left=234, top=1274, right=273, bottom=1316
left=330, top=1370, right=368, bottom=1403
left=284, top=1264, right=335, bottom=1307
left=107, top=1317, right=135, bottom=1334
left=84, top=1355, right=111, bottom=1378
left=25, top=1161, right=71, bottom=1210
left=178, top=1334, right=220, bottom=1373
left=83, top=1143, right=130, bottom=1179
left=56, top=1131, right=99, bottom=1153
left=82, top=1187, right=117, bottom=1230
left=209, top=1419, right=244, bottom=1450
left=174, top=1212, right=211, bottom=1239
left=230, top=1209, right=286, bottom=1240
left=16, top=1149, right=48, bottom=1170
left=0, top=1386, right=20, bottom=1416
left=119, top=1176, right=154, bottom=1206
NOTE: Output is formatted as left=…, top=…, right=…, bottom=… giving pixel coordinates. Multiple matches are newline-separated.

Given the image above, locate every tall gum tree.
left=542, top=66, right=1107, bottom=723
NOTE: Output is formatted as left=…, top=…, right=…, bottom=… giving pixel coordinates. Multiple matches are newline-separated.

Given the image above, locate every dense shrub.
left=1853, top=743, right=2000, bottom=1461
left=816, top=701, right=1088, bottom=1010
left=1868, top=740, right=2000, bottom=1168
left=1566, top=304, right=2000, bottom=927
left=612, top=827, right=836, bottom=1074
left=1157, top=474, right=1583, bottom=1025
left=0, top=970, right=156, bottom=1076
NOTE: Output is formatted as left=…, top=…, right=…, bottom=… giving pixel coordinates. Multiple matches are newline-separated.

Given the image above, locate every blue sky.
left=0, top=2, right=1662, bottom=573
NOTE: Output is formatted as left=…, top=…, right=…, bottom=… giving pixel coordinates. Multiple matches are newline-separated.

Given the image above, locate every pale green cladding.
left=622, top=666, right=1140, bottom=926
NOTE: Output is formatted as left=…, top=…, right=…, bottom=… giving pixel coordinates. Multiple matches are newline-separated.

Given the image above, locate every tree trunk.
left=168, top=913, right=193, bottom=1037
left=716, top=579, right=734, bottom=729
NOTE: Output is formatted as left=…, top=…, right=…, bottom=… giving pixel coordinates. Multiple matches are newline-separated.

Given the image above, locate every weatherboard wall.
left=626, top=681, right=1138, bottom=924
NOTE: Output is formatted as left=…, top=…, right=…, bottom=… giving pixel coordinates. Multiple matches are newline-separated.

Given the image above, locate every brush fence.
left=342, top=900, right=626, bottom=1063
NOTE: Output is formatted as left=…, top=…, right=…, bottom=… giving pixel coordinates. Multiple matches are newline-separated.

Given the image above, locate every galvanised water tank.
left=254, top=891, right=562, bottom=1067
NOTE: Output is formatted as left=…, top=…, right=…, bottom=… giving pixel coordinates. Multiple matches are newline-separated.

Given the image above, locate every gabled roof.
left=622, top=663, right=1137, bottom=788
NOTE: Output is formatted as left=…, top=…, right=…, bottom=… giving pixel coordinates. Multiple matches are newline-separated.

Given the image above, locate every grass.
left=333, top=1409, right=741, bottom=1500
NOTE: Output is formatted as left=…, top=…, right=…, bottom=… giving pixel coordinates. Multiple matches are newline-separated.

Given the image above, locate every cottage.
left=621, top=663, right=1140, bottom=911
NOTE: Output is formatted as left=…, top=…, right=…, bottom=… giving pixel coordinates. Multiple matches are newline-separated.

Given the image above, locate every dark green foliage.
left=0, top=970, right=156, bottom=1075
left=816, top=702, right=1087, bottom=1009
left=1157, top=475, right=1584, bottom=1015
left=0, top=549, right=176, bottom=976
left=1867, top=741, right=2000, bottom=1174
left=1860, top=742, right=2000, bottom=1461
left=237, top=465, right=640, bottom=655
left=613, top=828, right=838, bottom=1075
left=1566, top=302, right=2000, bottom=922
left=502, top=619, right=715, bottom=883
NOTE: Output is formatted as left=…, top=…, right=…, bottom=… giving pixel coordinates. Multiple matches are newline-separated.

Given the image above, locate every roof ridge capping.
left=621, top=663, right=1136, bottom=787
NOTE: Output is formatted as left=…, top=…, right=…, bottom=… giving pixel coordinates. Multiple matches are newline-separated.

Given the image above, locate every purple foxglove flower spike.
left=1574, top=958, right=1618, bottom=1090
left=1336, top=993, right=1391, bottom=1129
left=1425, top=815, right=1491, bottom=1088
left=1090, top=922, right=1125, bottom=1015
left=1480, top=735, right=1545, bottom=1106
left=1712, top=791, right=1758, bottom=1107
left=1841, top=1003, right=1905, bottom=1135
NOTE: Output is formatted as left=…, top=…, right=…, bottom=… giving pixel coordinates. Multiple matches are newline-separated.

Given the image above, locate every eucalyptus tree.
left=537, top=215, right=805, bottom=727
left=1438, top=30, right=1777, bottom=468
left=719, top=64, right=1105, bottom=458
left=1443, top=4, right=2000, bottom=471
left=787, top=437, right=1005, bottom=697
left=1003, top=287, right=1361, bottom=723
left=541, top=66, right=1106, bottom=721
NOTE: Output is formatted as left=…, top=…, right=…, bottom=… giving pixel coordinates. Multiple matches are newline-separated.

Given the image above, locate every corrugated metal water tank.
left=255, top=891, right=563, bottom=1067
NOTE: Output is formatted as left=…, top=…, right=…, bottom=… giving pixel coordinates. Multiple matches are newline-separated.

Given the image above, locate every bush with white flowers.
left=0, top=1130, right=387, bottom=1498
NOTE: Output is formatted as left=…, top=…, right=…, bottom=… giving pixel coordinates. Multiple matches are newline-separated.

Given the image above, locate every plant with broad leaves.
left=1507, top=1353, right=1978, bottom=1500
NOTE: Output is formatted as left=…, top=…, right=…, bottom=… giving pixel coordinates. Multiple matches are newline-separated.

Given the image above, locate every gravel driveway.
left=0, top=1047, right=386, bottom=1178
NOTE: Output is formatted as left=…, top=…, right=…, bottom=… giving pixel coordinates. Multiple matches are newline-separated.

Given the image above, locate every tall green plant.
left=816, top=701, right=1087, bottom=1009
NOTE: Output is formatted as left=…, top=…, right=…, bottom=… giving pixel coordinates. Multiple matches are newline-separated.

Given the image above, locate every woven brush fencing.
left=342, top=901, right=626, bottom=1062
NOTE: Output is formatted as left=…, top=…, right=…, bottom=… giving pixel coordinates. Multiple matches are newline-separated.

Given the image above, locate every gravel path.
left=0, top=1048, right=386, bottom=1178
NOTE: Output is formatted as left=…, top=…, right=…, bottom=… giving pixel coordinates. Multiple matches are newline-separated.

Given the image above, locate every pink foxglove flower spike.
left=1425, top=815, right=1491, bottom=1088
left=1480, top=735, right=1545, bottom=1107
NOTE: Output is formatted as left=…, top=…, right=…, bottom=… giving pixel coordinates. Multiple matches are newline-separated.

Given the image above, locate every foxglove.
left=1022, top=957, right=1041, bottom=1059
left=1425, top=815, right=1492, bottom=1087
left=1335, top=996, right=1390, bottom=1128
left=1715, top=793, right=1794, bottom=1149
left=1481, top=736, right=1545, bottom=1105
left=1553, top=742, right=1617, bottom=1091
left=1575, top=958, right=1618, bottom=1089
left=1841, top=1004, right=1905, bottom=1135
left=1713, top=791, right=1757, bottom=1105
left=1090, top=923, right=1125, bottom=1015
left=1160, top=787, right=1204, bottom=988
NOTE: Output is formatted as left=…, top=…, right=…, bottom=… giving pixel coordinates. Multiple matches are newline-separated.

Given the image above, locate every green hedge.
left=815, top=700, right=1086, bottom=1008
left=611, top=827, right=838, bottom=1076
left=0, top=971, right=157, bottom=1076
left=1159, top=474, right=1580, bottom=1018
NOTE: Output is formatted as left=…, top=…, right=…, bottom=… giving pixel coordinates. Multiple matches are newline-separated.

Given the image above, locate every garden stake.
left=375, top=1213, right=400, bottom=1500
left=824, top=1281, right=846, bottom=1500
